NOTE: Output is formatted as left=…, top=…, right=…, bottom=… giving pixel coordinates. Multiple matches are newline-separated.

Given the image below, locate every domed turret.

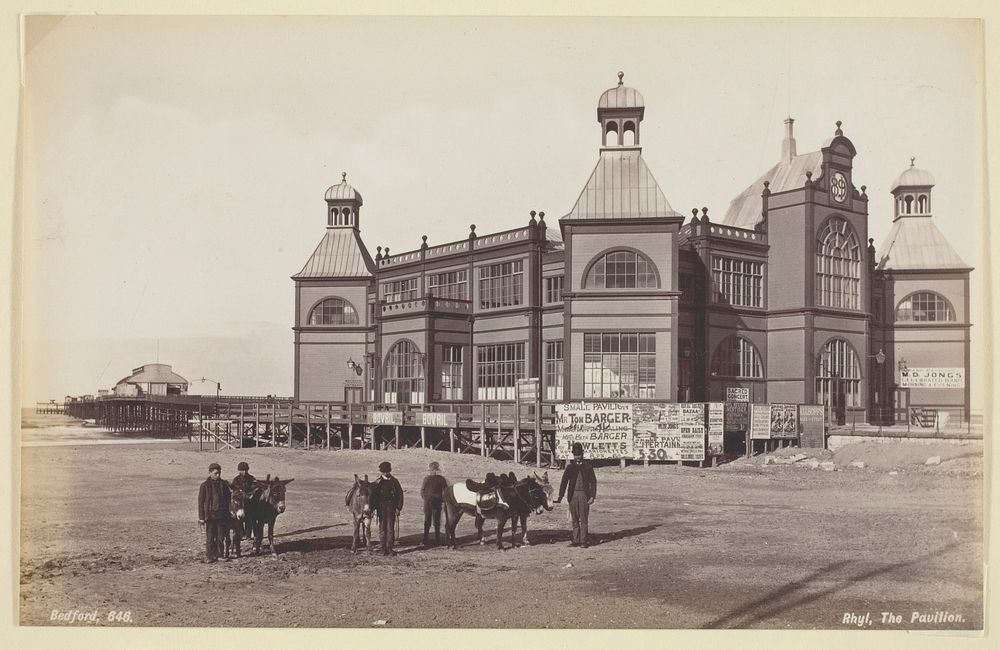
left=324, top=172, right=363, bottom=229
left=597, top=72, right=644, bottom=149
left=890, top=158, right=934, bottom=219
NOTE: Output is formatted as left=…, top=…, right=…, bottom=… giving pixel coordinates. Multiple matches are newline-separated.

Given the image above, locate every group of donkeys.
left=226, top=468, right=556, bottom=557
left=347, top=470, right=556, bottom=553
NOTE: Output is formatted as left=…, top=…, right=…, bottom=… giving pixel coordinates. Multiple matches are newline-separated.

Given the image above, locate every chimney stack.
left=781, top=117, right=796, bottom=163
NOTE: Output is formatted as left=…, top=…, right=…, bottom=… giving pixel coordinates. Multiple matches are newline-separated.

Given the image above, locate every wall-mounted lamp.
left=872, top=349, right=886, bottom=365
left=346, top=357, right=363, bottom=376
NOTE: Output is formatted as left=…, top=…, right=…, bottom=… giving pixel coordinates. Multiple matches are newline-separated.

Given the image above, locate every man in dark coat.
left=554, top=442, right=597, bottom=548
left=198, top=462, right=232, bottom=562
left=420, top=461, right=449, bottom=546
left=370, top=461, right=404, bottom=556
left=230, top=461, right=256, bottom=539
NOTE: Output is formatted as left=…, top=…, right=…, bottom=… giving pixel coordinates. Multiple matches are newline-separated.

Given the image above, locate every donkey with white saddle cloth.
left=442, top=471, right=554, bottom=550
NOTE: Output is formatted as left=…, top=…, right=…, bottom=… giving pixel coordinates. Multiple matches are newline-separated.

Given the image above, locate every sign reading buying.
left=899, top=368, right=965, bottom=389
left=555, top=402, right=633, bottom=459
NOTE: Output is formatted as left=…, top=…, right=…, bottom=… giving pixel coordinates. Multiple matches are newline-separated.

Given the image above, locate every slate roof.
left=562, top=149, right=681, bottom=221
left=722, top=151, right=823, bottom=230
left=876, top=217, right=971, bottom=271
left=294, top=228, right=374, bottom=278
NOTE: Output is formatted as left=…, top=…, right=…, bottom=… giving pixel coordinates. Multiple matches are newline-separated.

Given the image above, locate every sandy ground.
left=18, top=415, right=983, bottom=629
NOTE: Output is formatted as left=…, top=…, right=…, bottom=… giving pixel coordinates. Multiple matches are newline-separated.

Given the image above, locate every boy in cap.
left=370, top=461, right=404, bottom=556
left=198, top=462, right=232, bottom=562
left=420, top=461, right=449, bottom=546
left=231, top=461, right=256, bottom=539
left=555, top=442, right=597, bottom=548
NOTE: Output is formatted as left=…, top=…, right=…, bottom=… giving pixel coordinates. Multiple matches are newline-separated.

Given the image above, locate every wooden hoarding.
left=798, top=405, right=826, bottom=448
left=554, top=402, right=633, bottom=459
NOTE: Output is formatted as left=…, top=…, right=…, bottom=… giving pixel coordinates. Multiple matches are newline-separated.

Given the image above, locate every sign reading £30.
left=555, top=402, right=633, bottom=459
left=899, top=368, right=965, bottom=389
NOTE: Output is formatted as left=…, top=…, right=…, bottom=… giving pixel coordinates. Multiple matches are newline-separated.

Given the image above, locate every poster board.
left=724, top=401, right=750, bottom=433
left=633, top=403, right=706, bottom=462
left=554, top=402, right=633, bottom=459
left=707, top=402, right=725, bottom=456
left=770, top=403, right=799, bottom=439
left=798, top=405, right=826, bottom=448
left=750, top=404, right=772, bottom=439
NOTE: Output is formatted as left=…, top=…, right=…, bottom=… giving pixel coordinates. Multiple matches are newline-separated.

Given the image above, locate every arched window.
left=815, top=217, right=861, bottom=309
left=904, top=195, right=913, bottom=214
left=622, top=120, right=636, bottom=146
left=711, top=336, right=763, bottom=378
left=308, top=297, right=359, bottom=325
left=896, top=291, right=956, bottom=322
left=917, top=195, right=928, bottom=213
left=605, top=121, right=619, bottom=146
left=584, top=250, right=658, bottom=289
left=328, top=207, right=339, bottom=227
left=382, top=340, right=424, bottom=404
left=815, top=338, right=862, bottom=407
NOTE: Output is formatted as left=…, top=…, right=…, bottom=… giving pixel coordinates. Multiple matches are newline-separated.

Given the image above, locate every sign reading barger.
left=555, top=402, right=633, bottom=459
left=899, top=368, right=965, bottom=389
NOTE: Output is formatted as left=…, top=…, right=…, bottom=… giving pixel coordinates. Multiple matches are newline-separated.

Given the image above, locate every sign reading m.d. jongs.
left=899, top=368, right=965, bottom=389
left=555, top=402, right=633, bottom=459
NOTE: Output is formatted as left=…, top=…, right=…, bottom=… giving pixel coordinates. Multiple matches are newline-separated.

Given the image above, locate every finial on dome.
left=617, top=71, right=624, bottom=86
left=835, top=120, right=843, bottom=136
left=910, top=156, right=916, bottom=167
left=342, top=172, right=347, bottom=182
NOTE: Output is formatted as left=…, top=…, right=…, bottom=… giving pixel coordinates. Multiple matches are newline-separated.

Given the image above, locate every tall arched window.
left=605, top=121, right=619, bottom=146
left=815, top=338, right=862, bottom=407
left=710, top=336, right=763, bottom=378
left=622, top=121, right=636, bottom=146
left=816, top=217, right=861, bottom=309
left=382, top=340, right=424, bottom=404
left=584, top=250, right=658, bottom=289
left=896, top=291, right=956, bottom=322
left=308, top=297, right=359, bottom=325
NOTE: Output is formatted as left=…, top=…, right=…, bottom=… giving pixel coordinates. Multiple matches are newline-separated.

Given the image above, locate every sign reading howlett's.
left=555, top=402, right=633, bottom=459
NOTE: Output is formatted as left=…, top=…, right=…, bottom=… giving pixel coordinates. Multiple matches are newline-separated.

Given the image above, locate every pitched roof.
left=876, top=217, right=971, bottom=271
left=118, top=364, right=188, bottom=386
left=294, top=228, right=374, bottom=279
left=722, top=151, right=823, bottom=230
left=561, top=149, right=681, bottom=221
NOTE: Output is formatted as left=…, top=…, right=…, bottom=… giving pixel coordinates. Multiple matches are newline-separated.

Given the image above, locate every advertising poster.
left=798, top=404, right=826, bottom=448
left=633, top=403, right=707, bottom=462
left=555, top=402, right=633, bottom=459
left=770, top=403, right=799, bottom=439
left=726, top=386, right=750, bottom=402
left=899, top=368, right=965, bottom=389
left=724, top=401, right=750, bottom=433
left=750, top=404, right=772, bottom=439
left=707, top=402, right=725, bottom=456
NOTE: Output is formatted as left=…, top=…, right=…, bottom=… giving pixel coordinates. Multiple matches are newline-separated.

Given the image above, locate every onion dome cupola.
left=889, top=157, right=935, bottom=219
left=598, top=71, right=645, bottom=150
left=562, top=73, right=681, bottom=222
left=324, top=172, right=364, bottom=230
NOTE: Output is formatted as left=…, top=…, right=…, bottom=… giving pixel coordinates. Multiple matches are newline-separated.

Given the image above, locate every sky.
left=18, top=16, right=986, bottom=405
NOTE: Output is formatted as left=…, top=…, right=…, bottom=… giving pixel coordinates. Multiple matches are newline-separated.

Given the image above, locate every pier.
left=53, top=396, right=560, bottom=467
